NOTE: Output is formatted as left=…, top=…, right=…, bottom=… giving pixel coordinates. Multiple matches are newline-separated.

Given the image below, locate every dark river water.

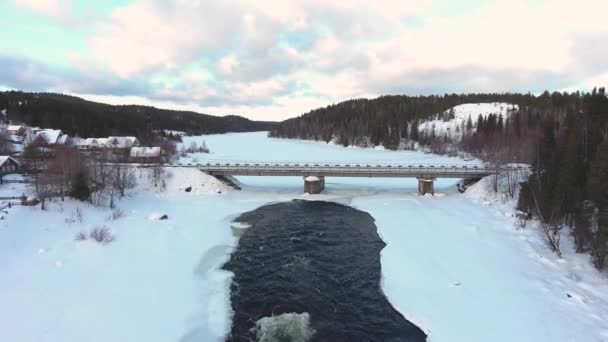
left=222, top=200, right=427, bottom=342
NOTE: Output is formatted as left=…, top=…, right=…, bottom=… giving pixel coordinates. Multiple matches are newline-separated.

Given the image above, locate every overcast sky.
left=1, top=0, right=607, bottom=121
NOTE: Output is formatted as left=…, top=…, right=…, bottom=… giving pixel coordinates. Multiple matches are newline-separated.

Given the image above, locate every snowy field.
left=1, top=131, right=607, bottom=342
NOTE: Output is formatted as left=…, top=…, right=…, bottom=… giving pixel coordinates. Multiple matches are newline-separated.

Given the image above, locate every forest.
left=0, top=91, right=276, bottom=142
left=271, top=89, right=608, bottom=270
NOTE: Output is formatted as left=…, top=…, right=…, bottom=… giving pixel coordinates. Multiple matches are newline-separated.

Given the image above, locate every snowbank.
left=162, top=167, right=231, bottom=195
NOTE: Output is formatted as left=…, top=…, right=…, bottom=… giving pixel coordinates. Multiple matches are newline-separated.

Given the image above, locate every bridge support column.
left=304, top=176, right=325, bottom=194
left=417, top=177, right=435, bottom=195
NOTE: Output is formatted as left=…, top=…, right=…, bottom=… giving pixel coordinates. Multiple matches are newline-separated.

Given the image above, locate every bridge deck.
left=167, top=161, right=517, bottom=179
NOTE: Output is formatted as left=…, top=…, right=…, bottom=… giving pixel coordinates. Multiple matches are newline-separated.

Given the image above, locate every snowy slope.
left=418, top=102, right=518, bottom=141
left=0, top=132, right=607, bottom=342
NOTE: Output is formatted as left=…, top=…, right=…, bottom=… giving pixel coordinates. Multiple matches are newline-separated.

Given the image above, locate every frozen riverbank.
left=1, top=132, right=607, bottom=342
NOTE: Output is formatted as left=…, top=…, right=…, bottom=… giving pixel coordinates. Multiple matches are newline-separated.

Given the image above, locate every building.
left=130, top=147, right=161, bottom=164
left=0, top=156, right=19, bottom=184
left=27, top=129, right=70, bottom=146
left=107, top=136, right=140, bottom=149
left=6, top=125, right=26, bottom=136
left=76, top=136, right=139, bottom=150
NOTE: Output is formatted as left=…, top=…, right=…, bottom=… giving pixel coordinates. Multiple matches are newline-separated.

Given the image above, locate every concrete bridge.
left=167, top=161, right=515, bottom=195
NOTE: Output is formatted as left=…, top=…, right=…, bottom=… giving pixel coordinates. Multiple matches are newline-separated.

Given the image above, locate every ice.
left=1, top=129, right=607, bottom=342
left=254, top=312, right=315, bottom=342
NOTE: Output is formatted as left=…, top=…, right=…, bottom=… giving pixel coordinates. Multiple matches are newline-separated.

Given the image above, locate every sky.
left=1, top=0, right=607, bottom=121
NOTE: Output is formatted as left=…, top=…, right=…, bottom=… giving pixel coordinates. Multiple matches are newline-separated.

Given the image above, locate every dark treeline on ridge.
left=0, top=91, right=276, bottom=142
left=271, top=89, right=608, bottom=270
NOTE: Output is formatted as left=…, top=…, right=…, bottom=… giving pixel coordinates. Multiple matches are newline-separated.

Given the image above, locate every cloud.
left=5, top=0, right=608, bottom=120
left=0, top=54, right=151, bottom=96
left=11, top=0, right=69, bottom=19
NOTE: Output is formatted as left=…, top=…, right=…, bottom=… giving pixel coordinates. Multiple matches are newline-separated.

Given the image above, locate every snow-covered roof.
left=130, top=147, right=161, bottom=158
left=56, top=135, right=70, bottom=144
left=0, top=156, right=19, bottom=166
left=30, top=129, right=64, bottom=144
left=107, top=136, right=139, bottom=148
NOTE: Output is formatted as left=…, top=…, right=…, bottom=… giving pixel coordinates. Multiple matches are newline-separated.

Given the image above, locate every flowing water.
left=223, top=200, right=427, bottom=342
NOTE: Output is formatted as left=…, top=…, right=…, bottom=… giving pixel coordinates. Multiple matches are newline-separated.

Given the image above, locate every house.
left=27, top=129, right=69, bottom=146
left=76, top=137, right=109, bottom=150
left=107, top=136, right=140, bottom=149
left=130, top=147, right=161, bottom=164
left=0, top=156, right=19, bottom=183
left=6, top=125, right=26, bottom=136
left=76, top=136, right=139, bottom=150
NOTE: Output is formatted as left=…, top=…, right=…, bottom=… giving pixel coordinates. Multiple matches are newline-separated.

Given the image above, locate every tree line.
left=270, top=89, right=608, bottom=270
left=0, top=91, right=277, bottom=144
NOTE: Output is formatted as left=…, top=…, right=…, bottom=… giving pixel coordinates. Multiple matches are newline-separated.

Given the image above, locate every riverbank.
left=1, top=132, right=607, bottom=342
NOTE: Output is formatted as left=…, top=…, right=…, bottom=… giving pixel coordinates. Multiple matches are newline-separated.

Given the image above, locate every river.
left=223, top=200, right=427, bottom=342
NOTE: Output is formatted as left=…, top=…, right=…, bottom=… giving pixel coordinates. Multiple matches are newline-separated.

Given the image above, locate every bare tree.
left=530, top=185, right=562, bottom=257
left=88, top=149, right=112, bottom=205
left=45, top=146, right=83, bottom=201
left=111, top=165, right=137, bottom=204
left=0, top=129, right=12, bottom=155
left=150, top=164, right=166, bottom=190
left=21, top=143, right=47, bottom=193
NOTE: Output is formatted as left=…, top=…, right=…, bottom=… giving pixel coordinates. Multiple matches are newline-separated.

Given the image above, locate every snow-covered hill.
left=418, top=102, right=518, bottom=141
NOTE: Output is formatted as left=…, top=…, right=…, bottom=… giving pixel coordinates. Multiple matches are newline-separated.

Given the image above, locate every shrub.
left=107, top=208, right=125, bottom=221
left=74, top=231, right=87, bottom=241
left=89, top=226, right=115, bottom=244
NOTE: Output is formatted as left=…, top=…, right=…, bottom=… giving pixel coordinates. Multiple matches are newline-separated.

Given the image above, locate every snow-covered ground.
left=1, top=132, right=607, bottom=342
left=418, top=102, right=518, bottom=141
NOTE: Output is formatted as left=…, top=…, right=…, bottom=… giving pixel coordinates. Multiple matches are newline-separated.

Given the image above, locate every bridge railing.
left=164, top=160, right=526, bottom=175
left=167, top=160, right=488, bottom=168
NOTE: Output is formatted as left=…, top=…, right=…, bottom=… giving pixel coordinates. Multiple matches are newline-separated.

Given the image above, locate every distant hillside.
left=0, top=91, right=277, bottom=140
left=269, top=93, right=549, bottom=149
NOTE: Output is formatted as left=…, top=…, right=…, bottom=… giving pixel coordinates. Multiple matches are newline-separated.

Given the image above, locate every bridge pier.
left=417, top=177, right=435, bottom=195
left=304, top=176, right=325, bottom=194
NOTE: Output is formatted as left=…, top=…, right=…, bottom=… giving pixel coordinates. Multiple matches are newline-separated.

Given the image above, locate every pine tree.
left=465, top=115, right=473, bottom=134
left=587, top=137, right=608, bottom=269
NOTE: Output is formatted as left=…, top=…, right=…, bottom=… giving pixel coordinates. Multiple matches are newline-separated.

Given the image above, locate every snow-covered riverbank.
left=1, top=132, right=607, bottom=342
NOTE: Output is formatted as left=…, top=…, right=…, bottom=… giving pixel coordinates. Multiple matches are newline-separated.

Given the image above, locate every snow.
left=1, top=130, right=607, bottom=342
left=0, top=174, right=27, bottom=198
left=254, top=312, right=315, bottom=342
left=130, top=146, right=161, bottom=158
left=418, top=102, right=518, bottom=141
left=7, top=125, right=24, bottom=131
left=0, top=155, right=17, bottom=166
left=304, top=176, right=320, bottom=181
left=28, top=129, right=64, bottom=144
left=108, top=136, right=139, bottom=148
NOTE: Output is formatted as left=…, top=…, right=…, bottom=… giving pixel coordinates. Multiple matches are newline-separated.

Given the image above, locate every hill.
left=0, top=91, right=276, bottom=140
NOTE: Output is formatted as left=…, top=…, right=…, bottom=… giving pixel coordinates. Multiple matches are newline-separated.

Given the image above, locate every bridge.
left=166, top=160, right=515, bottom=195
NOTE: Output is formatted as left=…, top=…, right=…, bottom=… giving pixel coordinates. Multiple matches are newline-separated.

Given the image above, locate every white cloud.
left=27, top=0, right=608, bottom=119
left=218, top=54, right=239, bottom=74
left=12, top=0, right=68, bottom=18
